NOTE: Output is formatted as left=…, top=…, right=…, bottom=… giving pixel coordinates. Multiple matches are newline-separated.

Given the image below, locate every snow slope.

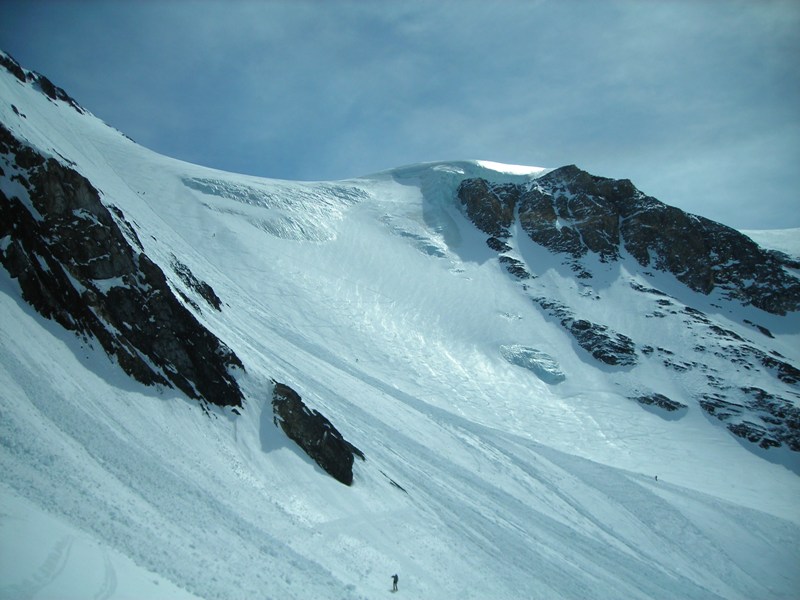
left=741, top=228, right=800, bottom=260
left=1, top=57, right=799, bottom=599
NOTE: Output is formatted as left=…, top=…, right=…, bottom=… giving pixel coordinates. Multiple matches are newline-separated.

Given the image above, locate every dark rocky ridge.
left=272, top=382, right=365, bottom=485
left=171, top=255, right=223, bottom=312
left=700, top=388, right=800, bottom=451
left=1, top=51, right=85, bottom=114
left=460, top=167, right=799, bottom=453
left=0, top=124, right=244, bottom=407
left=458, top=165, right=800, bottom=315
left=632, top=393, right=688, bottom=414
left=457, top=179, right=520, bottom=238
left=533, top=297, right=637, bottom=366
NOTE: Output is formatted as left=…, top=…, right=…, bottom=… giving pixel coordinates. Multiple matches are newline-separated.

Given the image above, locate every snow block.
left=500, top=345, right=565, bottom=384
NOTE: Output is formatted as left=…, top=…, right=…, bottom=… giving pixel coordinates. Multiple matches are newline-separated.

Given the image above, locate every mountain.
left=1, top=50, right=799, bottom=600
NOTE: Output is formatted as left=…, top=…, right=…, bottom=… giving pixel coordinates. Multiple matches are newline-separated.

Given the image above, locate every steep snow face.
left=1, top=53, right=800, bottom=600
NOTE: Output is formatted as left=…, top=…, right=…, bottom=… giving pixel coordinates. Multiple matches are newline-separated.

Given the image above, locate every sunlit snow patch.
left=740, top=227, right=800, bottom=260
left=500, top=344, right=566, bottom=384
left=476, top=160, right=549, bottom=176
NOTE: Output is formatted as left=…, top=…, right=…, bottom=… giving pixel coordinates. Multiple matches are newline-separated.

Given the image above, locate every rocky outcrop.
left=699, top=388, right=799, bottom=451
left=171, top=255, right=222, bottom=311
left=498, top=255, right=532, bottom=280
left=0, top=124, right=243, bottom=407
left=632, top=393, right=688, bottom=414
left=533, top=297, right=637, bottom=367
left=272, top=382, right=365, bottom=485
left=518, top=167, right=622, bottom=263
left=458, top=161, right=799, bottom=453
left=458, top=179, right=520, bottom=238
left=457, top=165, right=800, bottom=315
left=566, top=319, right=636, bottom=366
left=1, top=50, right=85, bottom=114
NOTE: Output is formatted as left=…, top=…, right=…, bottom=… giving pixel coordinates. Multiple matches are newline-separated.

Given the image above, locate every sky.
left=0, top=0, right=798, bottom=230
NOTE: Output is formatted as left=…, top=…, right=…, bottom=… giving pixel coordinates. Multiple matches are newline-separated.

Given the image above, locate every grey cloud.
left=0, top=0, right=797, bottom=228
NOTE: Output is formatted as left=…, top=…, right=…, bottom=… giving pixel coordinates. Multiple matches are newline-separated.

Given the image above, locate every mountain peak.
left=458, top=165, right=800, bottom=314
left=0, top=50, right=85, bottom=114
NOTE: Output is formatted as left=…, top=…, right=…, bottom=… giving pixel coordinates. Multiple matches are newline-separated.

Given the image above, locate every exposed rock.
left=456, top=165, right=800, bottom=315
left=567, top=319, right=636, bottom=366
left=486, top=236, right=511, bottom=253
left=727, top=422, right=781, bottom=450
left=743, top=319, right=774, bottom=339
left=0, top=50, right=26, bottom=83
left=740, top=387, right=800, bottom=451
left=0, top=124, right=243, bottom=407
left=272, top=382, right=365, bottom=485
left=699, top=394, right=744, bottom=421
left=531, top=297, right=637, bottom=367
left=632, top=393, right=687, bottom=413
left=498, top=255, right=532, bottom=280
left=518, top=166, right=621, bottom=263
left=699, top=388, right=799, bottom=451
left=457, top=178, right=520, bottom=238
left=171, top=255, right=222, bottom=311
left=1, top=50, right=84, bottom=114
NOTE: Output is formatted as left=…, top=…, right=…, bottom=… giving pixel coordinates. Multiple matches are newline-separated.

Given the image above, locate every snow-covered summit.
left=1, top=51, right=799, bottom=600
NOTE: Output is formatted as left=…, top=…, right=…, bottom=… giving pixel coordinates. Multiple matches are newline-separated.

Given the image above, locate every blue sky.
left=1, top=0, right=798, bottom=229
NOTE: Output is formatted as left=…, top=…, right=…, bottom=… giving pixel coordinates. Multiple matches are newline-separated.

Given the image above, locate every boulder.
left=272, top=382, right=365, bottom=485
left=632, top=393, right=687, bottom=413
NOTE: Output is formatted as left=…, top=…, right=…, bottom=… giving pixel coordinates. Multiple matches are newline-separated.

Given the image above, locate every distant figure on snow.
left=391, top=573, right=399, bottom=592
left=655, top=475, right=658, bottom=481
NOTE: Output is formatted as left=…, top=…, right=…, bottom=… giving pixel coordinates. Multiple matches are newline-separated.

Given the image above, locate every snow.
left=741, top=228, right=800, bottom=259
left=499, top=344, right=566, bottom=384
left=1, top=62, right=800, bottom=599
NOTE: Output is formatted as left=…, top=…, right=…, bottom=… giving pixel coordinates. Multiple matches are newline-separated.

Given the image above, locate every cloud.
left=0, top=0, right=798, bottom=228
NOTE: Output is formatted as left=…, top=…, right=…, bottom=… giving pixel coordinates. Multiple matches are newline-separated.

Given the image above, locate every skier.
left=655, top=475, right=658, bottom=482
left=391, top=573, right=399, bottom=592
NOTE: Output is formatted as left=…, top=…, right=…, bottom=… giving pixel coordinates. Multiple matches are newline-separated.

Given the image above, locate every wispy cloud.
left=1, top=0, right=798, bottom=228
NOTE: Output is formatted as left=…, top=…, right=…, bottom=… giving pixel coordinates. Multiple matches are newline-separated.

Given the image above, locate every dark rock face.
left=0, top=124, right=243, bottom=407
left=518, top=166, right=622, bottom=263
left=498, top=255, right=532, bottom=280
left=1, top=50, right=85, bottom=114
left=699, top=388, right=799, bottom=451
left=0, top=51, right=26, bottom=83
left=272, top=382, right=365, bottom=485
left=633, top=393, right=687, bottom=413
left=171, top=255, right=222, bottom=311
left=567, top=319, right=636, bottom=366
left=727, top=422, right=781, bottom=450
left=486, top=236, right=511, bottom=253
left=456, top=165, right=800, bottom=315
left=458, top=179, right=520, bottom=238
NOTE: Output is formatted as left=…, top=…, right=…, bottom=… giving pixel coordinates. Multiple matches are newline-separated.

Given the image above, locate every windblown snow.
left=1, top=57, right=799, bottom=600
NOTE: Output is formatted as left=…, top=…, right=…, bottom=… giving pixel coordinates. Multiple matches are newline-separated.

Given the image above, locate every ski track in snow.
left=1, top=58, right=800, bottom=599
